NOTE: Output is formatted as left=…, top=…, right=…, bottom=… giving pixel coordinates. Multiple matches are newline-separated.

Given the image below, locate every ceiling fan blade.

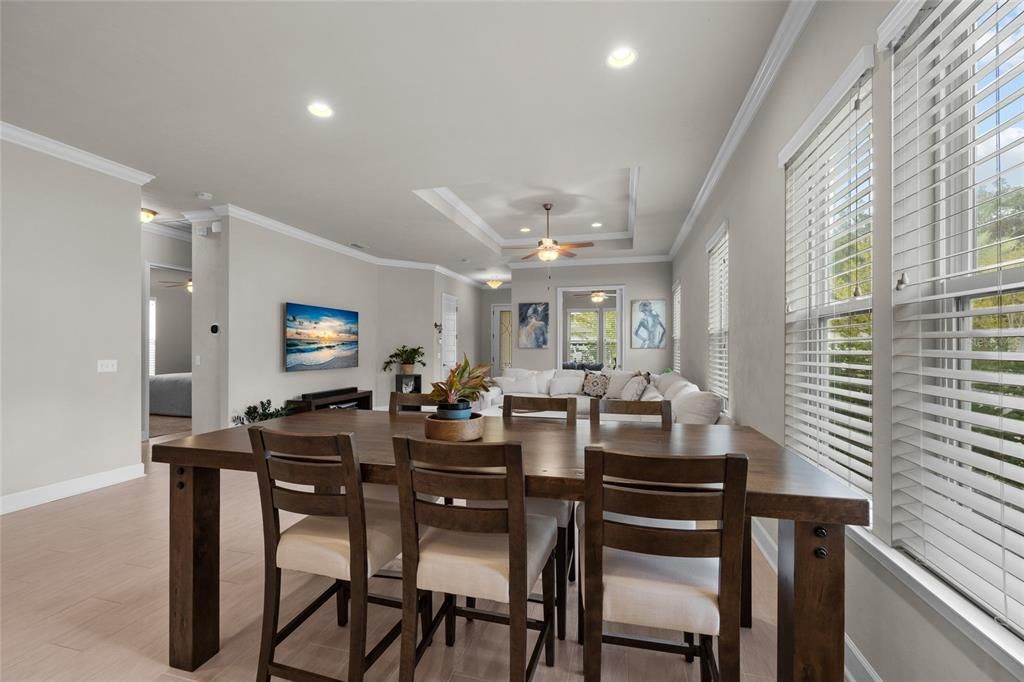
left=556, top=248, right=578, bottom=258
left=521, top=249, right=541, bottom=260
left=559, top=242, right=594, bottom=249
left=504, top=245, right=541, bottom=250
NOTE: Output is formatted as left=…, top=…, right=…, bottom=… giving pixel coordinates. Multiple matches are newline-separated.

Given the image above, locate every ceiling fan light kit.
left=517, top=202, right=594, bottom=262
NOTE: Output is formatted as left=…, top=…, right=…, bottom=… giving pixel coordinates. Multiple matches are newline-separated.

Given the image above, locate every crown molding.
left=508, top=254, right=672, bottom=270
left=877, top=0, right=926, bottom=50
left=143, top=223, right=192, bottom=243
left=669, top=0, right=816, bottom=258
left=181, top=208, right=218, bottom=223
left=778, top=45, right=875, bottom=168
left=0, top=122, right=154, bottom=186
left=212, top=204, right=483, bottom=287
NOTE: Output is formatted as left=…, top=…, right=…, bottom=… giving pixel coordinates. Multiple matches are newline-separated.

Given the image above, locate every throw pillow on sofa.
left=582, top=371, right=610, bottom=398
left=603, top=369, right=638, bottom=399
left=639, top=384, right=664, bottom=401
left=673, top=391, right=724, bottom=424
left=620, top=374, right=648, bottom=401
left=653, top=371, right=687, bottom=394
left=663, top=380, right=698, bottom=401
left=493, top=373, right=539, bottom=394
left=534, top=369, right=555, bottom=394
left=549, top=369, right=585, bottom=395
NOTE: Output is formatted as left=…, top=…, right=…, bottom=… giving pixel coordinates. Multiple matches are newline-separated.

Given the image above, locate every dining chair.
left=248, top=427, right=410, bottom=682
left=589, top=398, right=673, bottom=430
left=580, top=447, right=748, bottom=681
left=389, top=391, right=438, bottom=415
left=392, top=435, right=557, bottom=681
left=498, top=394, right=577, bottom=640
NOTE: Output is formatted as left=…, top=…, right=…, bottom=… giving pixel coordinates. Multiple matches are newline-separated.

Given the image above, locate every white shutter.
left=708, top=231, right=730, bottom=409
left=893, top=0, right=1024, bottom=635
left=784, top=71, right=874, bottom=497
left=672, top=282, right=682, bottom=372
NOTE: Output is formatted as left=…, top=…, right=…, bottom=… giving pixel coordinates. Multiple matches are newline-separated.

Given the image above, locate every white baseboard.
left=0, top=463, right=145, bottom=514
left=749, top=518, right=883, bottom=682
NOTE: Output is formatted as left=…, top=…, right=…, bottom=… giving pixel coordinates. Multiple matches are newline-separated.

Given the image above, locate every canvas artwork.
left=631, top=299, right=667, bottom=349
left=285, top=302, right=359, bottom=371
left=518, top=302, right=549, bottom=349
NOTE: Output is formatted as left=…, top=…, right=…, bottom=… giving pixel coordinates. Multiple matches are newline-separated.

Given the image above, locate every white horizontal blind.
left=784, top=73, right=874, bottom=497
left=673, top=282, right=682, bottom=372
left=708, top=232, right=730, bottom=409
left=893, top=0, right=1024, bottom=635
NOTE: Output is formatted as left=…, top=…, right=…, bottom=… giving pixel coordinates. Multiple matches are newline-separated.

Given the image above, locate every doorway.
left=143, top=263, right=193, bottom=439
left=491, top=303, right=513, bottom=371
left=441, top=293, right=458, bottom=378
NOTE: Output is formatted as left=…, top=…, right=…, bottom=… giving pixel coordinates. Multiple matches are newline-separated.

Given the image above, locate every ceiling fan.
left=160, top=279, right=193, bottom=293
left=512, top=203, right=593, bottom=262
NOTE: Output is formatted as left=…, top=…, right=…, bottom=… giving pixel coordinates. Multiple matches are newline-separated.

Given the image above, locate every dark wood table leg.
left=741, top=515, right=752, bottom=628
left=169, top=465, right=221, bottom=671
left=777, top=520, right=845, bottom=682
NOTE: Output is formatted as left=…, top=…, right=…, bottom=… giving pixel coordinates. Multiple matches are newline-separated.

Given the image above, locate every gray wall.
left=509, top=262, right=673, bottom=373
left=1, top=141, right=142, bottom=495
left=150, top=268, right=191, bottom=375
left=672, top=2, right=1017, bottom=679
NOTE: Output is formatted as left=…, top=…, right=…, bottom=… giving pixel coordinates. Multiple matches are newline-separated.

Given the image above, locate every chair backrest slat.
left=411, top=468, right=508, bottom=500
left=603, top=520, right=721, bottom=557
left=389, top=391, right=437, bottom=415
left=413, top=500, right=510, bottom=533
left=602, top=452, right=727, bottom=484
left=399, top=438, right=508, bottom=468
left=272, top=485, right=348, bottom=517
left=603, top=484, right=724, bottom=520
left=590, top=398, right=672, bottom=430
left=267, top=457, right=347, bottom=488
left=260, top=430, right=341, bottom=458
left=503, top=395, right=577, bottom=422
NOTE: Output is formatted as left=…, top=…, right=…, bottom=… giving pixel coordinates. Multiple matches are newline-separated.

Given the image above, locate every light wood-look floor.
left=148, top=415, right=192, bottom=439
left=0, top=440, right=778, bottom=681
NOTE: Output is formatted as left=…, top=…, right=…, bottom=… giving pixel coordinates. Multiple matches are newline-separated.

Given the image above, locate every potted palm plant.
left=429, top=355, right=494, bottom=419
left=381, top=345, right=427, bottom=375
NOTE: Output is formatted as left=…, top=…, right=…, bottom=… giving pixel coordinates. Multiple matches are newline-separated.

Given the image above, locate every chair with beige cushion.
left=580, top=447, right=748, bottom=681
left=248, top=427, right=414, bottom=682
left=392, top=435, right=557, bottom=681
left=497, top=394, right=577, bottom=640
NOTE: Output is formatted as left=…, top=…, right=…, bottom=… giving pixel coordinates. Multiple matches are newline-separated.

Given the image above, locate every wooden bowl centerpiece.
left=424, top=412, right=484, bottom=442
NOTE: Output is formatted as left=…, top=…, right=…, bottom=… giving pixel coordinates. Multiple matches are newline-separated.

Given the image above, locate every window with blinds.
left=673, top=283, right=682, bottom=372
left=892, top=0, right=1024, bottom=635
left=784, top=73, right=874, bottom=497
left=708, top=231, right=729, bottom=409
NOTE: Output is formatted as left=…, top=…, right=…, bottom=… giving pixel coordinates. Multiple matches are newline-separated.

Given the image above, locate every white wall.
left=672, top=2, right=1018, bottom=679
left=1, top=141, right=142, bottom=496
left=509, top=262, right=673, bottom=373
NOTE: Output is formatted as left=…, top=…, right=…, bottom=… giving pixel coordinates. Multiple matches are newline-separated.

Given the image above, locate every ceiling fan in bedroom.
left=511, top=203, right=594, bottom=262
left=160, top=278, right=193, bottom=293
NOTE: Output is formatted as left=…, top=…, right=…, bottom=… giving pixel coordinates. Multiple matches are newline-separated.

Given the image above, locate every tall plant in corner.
left=429, top=355, right=494, bottom=420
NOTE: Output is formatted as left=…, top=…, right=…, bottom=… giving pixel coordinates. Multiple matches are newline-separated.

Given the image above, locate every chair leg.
left=567, top=505, right=576, bottom=584
left=542, top=553, right=556, bottom=667
left=257, top=566, right=281, bottom=682
left=699, top=634, right=716, bottom=682
left=685, top=631, right=695, bottom=663
left=509, top=586, right=528, bottom=682
left=347, top=576, right=369, bottom=682
left=444, top=593, right=456, bottom=646
left=717, top=632, right=738, bottom=682
left=466, top=596, right=476, bottom=622
left=741, top=515, right=752, bottom=629
left=555, top=526, right=567, bottom=641
left=577, top=583, right=585, bottom=644
left=336, top=579, right=349, bottom=627
left=419, top=590, right=434, bottom=646
left=399, top=580, right=420, bottom=682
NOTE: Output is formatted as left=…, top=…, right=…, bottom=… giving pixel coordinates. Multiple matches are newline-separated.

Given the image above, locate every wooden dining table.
left=152, top=409, right=869, bottom=681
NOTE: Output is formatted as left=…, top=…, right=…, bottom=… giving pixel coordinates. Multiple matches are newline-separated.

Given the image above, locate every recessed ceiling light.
left=607, top=46, right=637, bottom=69
left=520, top=227, right=531, bottom=233
left=591, top=222, right=603, bottom=228
left=307, top=101, right=334, bottom=118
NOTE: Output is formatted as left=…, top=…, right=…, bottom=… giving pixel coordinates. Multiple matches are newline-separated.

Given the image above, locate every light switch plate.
left=97, top=359, right=117, bottom=373
left=194, top=355, right=201, bottom=366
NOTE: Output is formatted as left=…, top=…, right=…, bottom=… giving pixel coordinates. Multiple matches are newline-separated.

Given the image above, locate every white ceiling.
left=1, top=1, right=787, bottom=280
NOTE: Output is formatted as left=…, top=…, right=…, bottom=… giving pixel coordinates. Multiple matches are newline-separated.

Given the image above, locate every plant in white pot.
left=381, top=345, right=426, bottom=375
left=429, top=355, right=494, bottom=420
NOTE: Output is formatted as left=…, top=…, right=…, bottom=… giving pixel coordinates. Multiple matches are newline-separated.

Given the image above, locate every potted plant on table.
left=429, top=355, right=494, bottom=420
left=381, top=345, right=427, bottom=375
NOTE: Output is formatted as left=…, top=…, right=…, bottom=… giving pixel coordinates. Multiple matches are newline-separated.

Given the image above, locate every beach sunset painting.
left=285, top=303, right=359, bottom=371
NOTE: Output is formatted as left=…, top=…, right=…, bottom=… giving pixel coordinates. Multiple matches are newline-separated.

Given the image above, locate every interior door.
left=491, top=304, right=513, bottom=371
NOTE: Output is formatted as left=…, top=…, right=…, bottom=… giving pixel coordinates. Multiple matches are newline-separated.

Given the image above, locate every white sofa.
left=490, top=368, right=727, bottom=425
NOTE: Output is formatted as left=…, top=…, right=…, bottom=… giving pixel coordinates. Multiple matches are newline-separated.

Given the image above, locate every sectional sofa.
left=488, top=367, right=727, bottom=424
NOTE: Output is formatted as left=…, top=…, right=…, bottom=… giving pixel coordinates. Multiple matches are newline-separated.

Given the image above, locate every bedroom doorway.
left=143, top=263, right=193, bottom=439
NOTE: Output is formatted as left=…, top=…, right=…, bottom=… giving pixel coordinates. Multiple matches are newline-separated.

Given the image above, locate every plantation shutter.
left=708, top=231, right=730, bottom=409
left=673, top=282, right=682, bottom=372
left=892, top=0, right=1024, bottom=635
left=784, top=72, right=874, bottom=496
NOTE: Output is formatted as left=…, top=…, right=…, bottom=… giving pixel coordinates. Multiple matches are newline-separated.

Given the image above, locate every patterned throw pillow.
left=621, top=374, right=650, bottom=401
left=582, top=371, right=610, bottom=398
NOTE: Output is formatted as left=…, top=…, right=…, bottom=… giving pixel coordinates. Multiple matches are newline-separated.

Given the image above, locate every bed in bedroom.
left=149, top=372, right=192, bottom=417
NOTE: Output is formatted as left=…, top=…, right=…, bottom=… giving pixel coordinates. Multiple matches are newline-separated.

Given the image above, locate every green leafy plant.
left=232, top=399, right=290, bottom=426
left=429, top=355, right=495, bottom=405
left=381, top=345, right=427, bottom=372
